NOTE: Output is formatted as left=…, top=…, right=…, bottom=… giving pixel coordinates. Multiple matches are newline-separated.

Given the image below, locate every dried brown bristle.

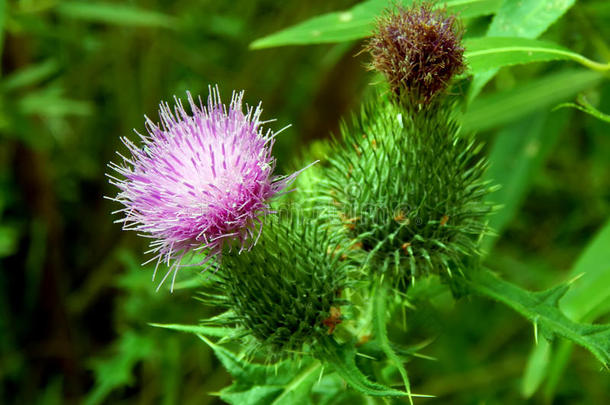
left=365, top=2, right=465, bottom=106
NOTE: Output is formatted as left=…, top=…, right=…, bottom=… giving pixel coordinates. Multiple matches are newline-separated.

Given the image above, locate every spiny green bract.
left=214, top=214, right=352, bottom=358
left=322, top=96, right=492, bottom=286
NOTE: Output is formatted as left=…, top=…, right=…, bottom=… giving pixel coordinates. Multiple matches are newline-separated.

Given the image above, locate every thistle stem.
left=372, top=281, right=414, bottom=405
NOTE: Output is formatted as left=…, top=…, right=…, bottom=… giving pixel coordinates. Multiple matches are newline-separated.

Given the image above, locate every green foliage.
left=56, top=1, right=176, bottom=27
left=560, top=220, right=610, bottom=321
left=485, top=0, right=576, bottom=38
left=521, top=337, right=551, bottom=397
left=149, top=322, right=235, bottom=338
left=462, top=69, right=603, bottom=133
left=77, top=250, right=224, bottom=405
left=317, top=338, right=409, bottom=397
left=198, top=335, right=321, bottom=405
left=468, top=0, right=577, bottom=100
left=250, top=0, right=502, bottom=49
left=464, top=268, right=610, bottom=368
left=250, top=0, right=604, bottom=113
left=523, top=220, right=610, bottom=398
left=0, top=60, right=60, bottom=92
left=480, top=110, right=569, bottom=252
left=251, top=0, right=390, bottom=49
left=86, top=331, right=154, bottom=405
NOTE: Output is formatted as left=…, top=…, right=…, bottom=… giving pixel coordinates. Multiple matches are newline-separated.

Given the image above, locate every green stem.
left=568, top=54, right=610, bottom=73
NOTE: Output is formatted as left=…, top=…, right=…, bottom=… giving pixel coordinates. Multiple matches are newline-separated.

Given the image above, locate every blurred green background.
left=0, top=0, right=609, bottom=404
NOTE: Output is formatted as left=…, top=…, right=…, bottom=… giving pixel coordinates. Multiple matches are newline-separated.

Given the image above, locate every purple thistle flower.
left=108, top=87, right=304, bottom=289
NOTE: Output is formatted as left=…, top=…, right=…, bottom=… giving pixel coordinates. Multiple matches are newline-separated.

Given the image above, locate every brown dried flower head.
left=366, top=2, right=465, bottom=106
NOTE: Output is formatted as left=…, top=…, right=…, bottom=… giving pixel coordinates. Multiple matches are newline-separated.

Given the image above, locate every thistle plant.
left=108, top=88, right=304, bottom=288
left=108, top=2, right=610, bottom=403
left=321, top=2, right=490, bottom=288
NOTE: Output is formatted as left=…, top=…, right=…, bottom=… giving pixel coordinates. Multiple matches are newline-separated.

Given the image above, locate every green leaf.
left=480, top=110, right=569, bottom=252
left=198, top=334, right=281, bottom=385
left=251, top=0, right=387, bottom=49
left=269, top=362, right=321, bottom=405
left=521, top=337, right=551, bottom=397
left=250, top=0, right=502, bottom=49
left=463, top=69, right=603, bottom=133
left=542, top=340, right=574, bottom=401
left=221, top=386, right=285, bottom=405
left=464, top=268, right=610, bottom=368
left=554, top=95, right=610, bottom=124
left=464, top=37, right=610, bottom=74
left=0, top=225, right=19, bottom=258
left=197, top=335, right=320, bottom=404
left=469, top=0, right=577, bottom=101
left=1, top=60, right=60, bottom=92
left=449, top=0, right=505, bottom=19
left=56, top=1, right=175, bottom=28
left=486, top=0, right=576, bottom=38
left=561, top=220, right=610, bottom=321
left=372, top=283, right=413, bottom=404
left=318, top=338, right=408, bottom=397
left=523, top=220, right=610, bottom=399
left=85, top=332, right=154, bottom=405
left=149, top=322, right=234, bottom=338
left=19, top=86, right=93, bottom=117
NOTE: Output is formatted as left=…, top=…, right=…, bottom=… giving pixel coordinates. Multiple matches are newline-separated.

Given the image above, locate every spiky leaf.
left=372, top=282, right=413, bottom=404
left=198, top=335, right=321, bottom=404
left=317, top=338, right=408, bottom=397
left=524, top=219, right=610, bottom=397
left=464, top=268, right=610, bottom=368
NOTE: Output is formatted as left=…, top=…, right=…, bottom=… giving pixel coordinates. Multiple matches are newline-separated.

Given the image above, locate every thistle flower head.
left=324, top=96, right=492, bottom=286
left=108, top=87, right=301, bottom=288
left=213, top=215, right=351, bottom=357
left=366, top=2, right=465, bottom=106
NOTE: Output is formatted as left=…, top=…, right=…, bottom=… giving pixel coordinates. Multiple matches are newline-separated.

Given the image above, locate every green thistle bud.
left=323, top=96, right=492, bottom=286
left=366, top=2, right=465, bottom=107
left=213, top=214, right=352, bottom=357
